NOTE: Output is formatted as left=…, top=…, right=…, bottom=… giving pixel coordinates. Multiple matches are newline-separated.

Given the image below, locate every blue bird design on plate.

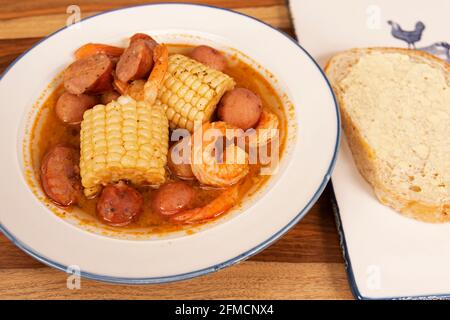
left=387, top=20, right=425, bottom=48
left=418, top=42, right=450, bottom=63
left=387, top=20, right=450, bottom=63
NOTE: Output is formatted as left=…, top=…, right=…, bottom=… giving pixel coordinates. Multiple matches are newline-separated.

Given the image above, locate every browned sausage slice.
left=64, top=53, right=113, bottom=95
left=40, top=145, right=82, bottom=206
left=217, top=87, right=262, bottom=130
left=97, top=182, right=143, bottom=227
left=152, top=182, right=195, bottom=216
left=55, top=92, right=99, bottom=126
left=130, top=33, right=158, bottom=51
left=116, top=39, right=154, bottom=83
left=189, top=45, right=227, bottom=72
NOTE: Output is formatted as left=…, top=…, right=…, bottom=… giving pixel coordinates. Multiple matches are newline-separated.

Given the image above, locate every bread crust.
left=325, top=47, right=450, bottom=223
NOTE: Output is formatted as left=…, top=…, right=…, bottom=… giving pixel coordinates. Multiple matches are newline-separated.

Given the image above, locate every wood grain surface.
left=0, top=0, right=352, bottom=300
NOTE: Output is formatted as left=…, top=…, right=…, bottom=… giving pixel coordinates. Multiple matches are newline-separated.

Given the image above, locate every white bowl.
left=0, top=3, right=339, bottom=283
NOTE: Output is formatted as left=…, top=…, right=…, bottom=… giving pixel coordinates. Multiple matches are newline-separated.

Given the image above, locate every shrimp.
left=191, top=122, right=249, bottom=187
left=247, top=110, right=279, bottom=148
left=144, top=44, right=169, bottom=105
left=112, top=73, right=128, bottom=95
left=170, top=184, right=240, bottom=223
left=113, top=44, right=169, bottom=104
left=125, top=79, right=146, bottom=101
left=74, top=43, right=124, bottom=60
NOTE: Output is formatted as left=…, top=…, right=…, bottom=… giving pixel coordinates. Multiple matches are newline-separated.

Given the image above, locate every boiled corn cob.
left=80, top=96, right=169, bottom=198
left=156, top=54, right=235, bottom=132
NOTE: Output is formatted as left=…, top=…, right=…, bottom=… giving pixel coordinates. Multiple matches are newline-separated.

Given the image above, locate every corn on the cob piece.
left=157, top=54, right=235, bottom=132
left=80, top=96, right=169, bottom=198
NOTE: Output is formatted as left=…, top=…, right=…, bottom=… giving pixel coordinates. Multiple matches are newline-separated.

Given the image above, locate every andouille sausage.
left=152, top=182, right=195, bottom=216
left=55, top=92, right=99, bottom=126
left=96, top=182, right=143, bottom=227
left=217, top=87, right=262, bottom=130
left=64, top=53, right=113, bottom=95
left=130, top=33, right=158, bottom=51
left=100, top=90, right=120, bottom=105
left=189, top=45, right=227, bottom=72
left=40, top=145, right=82, bottom=206
left=116, top=39, right=154, bottom=83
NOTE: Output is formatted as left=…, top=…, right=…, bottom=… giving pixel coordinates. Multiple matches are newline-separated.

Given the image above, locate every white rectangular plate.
left=290, top=0, right=450, bottom=299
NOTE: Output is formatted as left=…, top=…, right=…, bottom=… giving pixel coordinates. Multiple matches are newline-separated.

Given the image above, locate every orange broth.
left=30, top=44, right=287, bottom=232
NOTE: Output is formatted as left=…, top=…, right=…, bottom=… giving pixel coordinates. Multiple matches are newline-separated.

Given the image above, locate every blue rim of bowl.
left=330, top=185, right=450, bottom=300
left=0, top=2, right=341, bottom=284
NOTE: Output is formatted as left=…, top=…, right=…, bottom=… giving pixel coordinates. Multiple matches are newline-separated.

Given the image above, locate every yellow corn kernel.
left=80, top=96, right=169, bottom=198
left=157, top=54, right=235, bottom=132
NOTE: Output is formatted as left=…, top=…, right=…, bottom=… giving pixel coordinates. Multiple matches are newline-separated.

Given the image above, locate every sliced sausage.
left=40, top=145, right=82, bottom=206
left=96, top=181, right=143, bottom=227
left=152, top=182, right=195, bottom=216
left=189, top=45, right=227, bottom=72
left=168, top=140, right=195, bottom=180
left=64, top=53, right=113, bottom=95
left=116, top=39, right=154, bottom=83
left=217, top=88, right=262, bottom=130
left=100, top=90, right=120, bottom=105
left=130, top=33, right=158, bottom=51
left=55, top=92, right=99, bottom=126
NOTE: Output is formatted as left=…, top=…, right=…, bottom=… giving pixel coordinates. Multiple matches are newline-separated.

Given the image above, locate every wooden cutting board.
left=0, top=0, right=352, bottom=300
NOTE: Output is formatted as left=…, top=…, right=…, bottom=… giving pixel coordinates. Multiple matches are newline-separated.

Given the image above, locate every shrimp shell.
left=191, top=122, right=249, bottom=187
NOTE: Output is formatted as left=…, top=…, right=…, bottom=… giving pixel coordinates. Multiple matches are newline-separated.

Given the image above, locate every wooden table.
left=0, top=0, right=353, bottom=300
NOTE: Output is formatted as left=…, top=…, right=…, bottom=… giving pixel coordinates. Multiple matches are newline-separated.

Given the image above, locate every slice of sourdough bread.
left=325, top=48, right=450, bottom=223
